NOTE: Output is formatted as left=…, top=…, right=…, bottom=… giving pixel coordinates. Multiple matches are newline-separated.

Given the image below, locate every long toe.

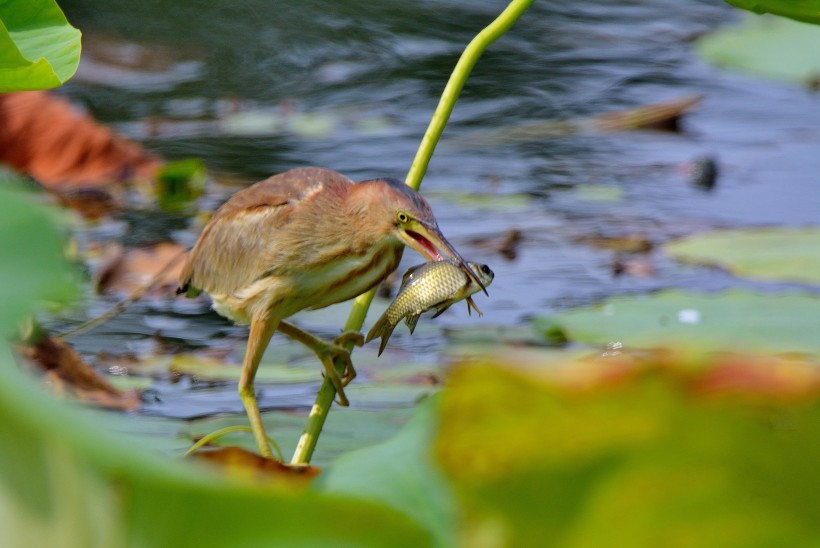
left=334, top=330, right=365, bottom=348
left=329, top=343, right=357, bottom=386
left=329, top=367, right=350, bottom=406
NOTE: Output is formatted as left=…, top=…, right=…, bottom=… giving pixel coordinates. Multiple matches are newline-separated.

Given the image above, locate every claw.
left=318, top=341, right=357, bottom=406
left=323, top=363, right=349, bottom=406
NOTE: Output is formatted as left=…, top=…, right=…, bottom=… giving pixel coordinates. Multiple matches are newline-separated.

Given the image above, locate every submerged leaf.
left=16, top=330, right=140, bottom=411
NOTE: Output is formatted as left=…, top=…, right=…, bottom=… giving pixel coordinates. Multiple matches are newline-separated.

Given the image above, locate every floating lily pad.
left=170, top=355, right=320, bottom=384
left=573, top=184, right=624, bottom=203
left=697, top=15, right=820, bottom=83
left=666, top=227, right=820, bottom=285
left=535, top=290, right=820, bottom=355
left=425, top=189, right=532, bottom=211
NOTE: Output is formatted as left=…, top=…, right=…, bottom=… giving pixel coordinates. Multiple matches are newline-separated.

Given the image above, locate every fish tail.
left=366, top=315, right=398, bottom=357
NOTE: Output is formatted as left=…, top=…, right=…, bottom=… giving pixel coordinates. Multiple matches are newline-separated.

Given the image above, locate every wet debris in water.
left=467, top=229, right=522, bottom=260
left=15, top=323, right=141, bottom=411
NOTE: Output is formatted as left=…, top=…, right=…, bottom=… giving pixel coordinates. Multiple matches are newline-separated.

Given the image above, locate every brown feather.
left=179, top=167, right=356, bottom=297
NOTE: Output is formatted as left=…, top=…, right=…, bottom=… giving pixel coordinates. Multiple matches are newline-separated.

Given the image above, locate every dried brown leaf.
left=16, top=333, right=140, bottom=411
left=191, top=446, right=320, bottom=487
left=0, top=91, right=161, bottom=188
left=96, top=241, right=187, bottom=297
left=592, top=94, right=703, bottom=132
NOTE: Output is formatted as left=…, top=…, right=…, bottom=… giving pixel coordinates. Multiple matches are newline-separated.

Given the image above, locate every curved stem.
left=186, top=425, right=284, bottom=462
left=291, top=0, right=534, bottom=466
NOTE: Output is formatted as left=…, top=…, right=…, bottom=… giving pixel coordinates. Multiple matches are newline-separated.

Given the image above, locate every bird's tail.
left=366, top=314, right=397, bottom=357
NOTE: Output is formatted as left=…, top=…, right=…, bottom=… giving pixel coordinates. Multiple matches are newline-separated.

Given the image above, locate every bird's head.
left=352, top=177, right=487, bottom=294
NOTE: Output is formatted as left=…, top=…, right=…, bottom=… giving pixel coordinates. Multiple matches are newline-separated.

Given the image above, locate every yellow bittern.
left=178, top=167, right=480, bottom=457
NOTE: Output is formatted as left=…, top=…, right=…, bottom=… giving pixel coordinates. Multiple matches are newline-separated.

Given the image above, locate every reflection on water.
left=56, top=0, right=820, bottom=418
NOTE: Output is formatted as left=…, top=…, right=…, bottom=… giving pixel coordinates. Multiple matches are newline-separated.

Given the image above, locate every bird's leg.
left=238, top=313, right=279, bottom=458
left=277, top=321, right=363, bottom=406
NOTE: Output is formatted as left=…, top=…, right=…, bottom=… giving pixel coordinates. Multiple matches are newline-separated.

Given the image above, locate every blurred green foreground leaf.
left=435, top=359, right=820, bottom=547
left=0, top=186, right=430, bottom=547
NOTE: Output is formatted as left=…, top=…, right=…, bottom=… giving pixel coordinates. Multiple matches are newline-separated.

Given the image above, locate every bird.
left=178, top=167, right=481, bottom=457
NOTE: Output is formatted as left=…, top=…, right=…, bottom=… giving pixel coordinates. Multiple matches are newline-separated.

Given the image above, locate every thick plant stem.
left=290, top=0, right=534, bottom=466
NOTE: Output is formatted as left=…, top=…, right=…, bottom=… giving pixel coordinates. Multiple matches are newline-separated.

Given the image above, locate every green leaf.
left=0, top=183, right=76, bottom=334
left=0, top=352, right=431, bottom=546
left=697, top=15, right=820, bottom=83
left=0, top=0, right=82, bottom=91
left=536, top=290, right=820, bottom=355
left=317, top=396, right=458, bottom=547
left=666, top=226, right=820, bottom=285
left=435, top=362, right=820, bottom=546
left=724, top=0, right=820, bottom=25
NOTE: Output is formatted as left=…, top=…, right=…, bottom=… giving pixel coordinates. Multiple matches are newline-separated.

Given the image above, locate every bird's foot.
left=317, top=339, right=359, bottom=406
left=276, top=321, right=362, bottom=406
left=331, top=330, right=363, bottom=387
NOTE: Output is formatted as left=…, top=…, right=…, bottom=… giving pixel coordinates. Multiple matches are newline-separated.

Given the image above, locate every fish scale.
left=387, top=262, right=468, bottom=324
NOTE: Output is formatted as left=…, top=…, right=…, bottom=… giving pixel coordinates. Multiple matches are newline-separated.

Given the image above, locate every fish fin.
left=466, top=297, right=483, bottom=317
left=430, top=304, right=452, bottom=319
left=366, top=313, right=397, bottom=357
left=405, top=314, right=420, bottom=335
left=400, top=264, right=423, bottom=287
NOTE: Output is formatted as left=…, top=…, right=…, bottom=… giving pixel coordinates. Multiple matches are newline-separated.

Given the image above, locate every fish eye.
left=481, top=264, right=492, bottom=275
left=396, top=211, right=410, bottom=224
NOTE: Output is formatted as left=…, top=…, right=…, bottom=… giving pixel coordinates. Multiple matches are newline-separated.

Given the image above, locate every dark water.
left=56, top=0, right=820, bottom=421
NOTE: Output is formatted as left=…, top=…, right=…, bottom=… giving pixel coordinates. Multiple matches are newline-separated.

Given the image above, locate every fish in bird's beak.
left=399, top=220, right=489, bottom=295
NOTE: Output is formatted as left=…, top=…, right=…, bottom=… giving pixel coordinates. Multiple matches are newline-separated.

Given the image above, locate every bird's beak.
left=400, top=221, right=488, bottom=295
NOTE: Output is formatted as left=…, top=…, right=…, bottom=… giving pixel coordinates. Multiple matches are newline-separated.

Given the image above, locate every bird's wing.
left=179, top=167, right=354, bottom=296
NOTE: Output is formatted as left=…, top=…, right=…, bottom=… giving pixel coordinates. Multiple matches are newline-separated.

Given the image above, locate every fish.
left=366, top=259, right=494, bottom=356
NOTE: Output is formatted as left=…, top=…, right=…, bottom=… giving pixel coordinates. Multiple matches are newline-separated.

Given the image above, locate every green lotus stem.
left=186, top=425, right=284, bottom=462
left=290, top=0, right=534, bottom=466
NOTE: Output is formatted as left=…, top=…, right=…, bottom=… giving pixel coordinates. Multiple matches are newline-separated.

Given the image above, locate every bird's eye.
left=481, top=264, right=492, bottom=275
left=397, top=211, right=410, bottom=224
